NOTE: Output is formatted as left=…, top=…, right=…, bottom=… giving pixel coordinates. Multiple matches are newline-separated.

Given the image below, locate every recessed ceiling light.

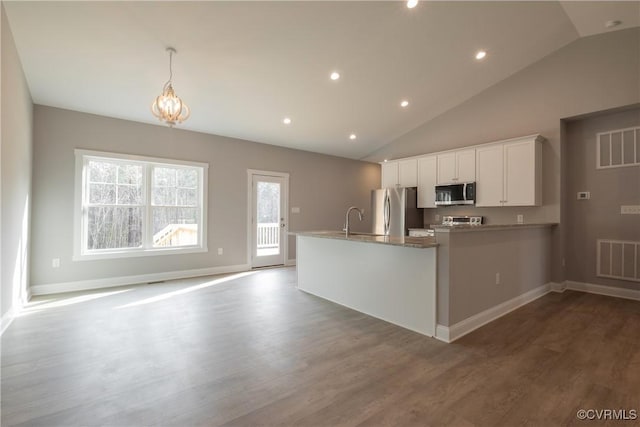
left=407, top=0, right=418, bottom=9
left=605, top=20, right=622, bottom=29
left=283, top=117, right=292, bottom=125
left=475, top=50, right=487, bottom=60
left=330, top=72, right=340, bottom=81
left=349, top=133, right=357, bottom=140
left=383, top=159, right=388, bottom=163
left=400, top=100, right=409, bottom=108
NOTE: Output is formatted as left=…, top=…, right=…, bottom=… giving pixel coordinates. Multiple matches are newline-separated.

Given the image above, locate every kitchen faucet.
left=344, top=206, right=364, bottom=237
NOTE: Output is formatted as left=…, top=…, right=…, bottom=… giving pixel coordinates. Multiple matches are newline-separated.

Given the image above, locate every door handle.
left=280, top=223, right=286, bottom=228
left=384, top=193, right=390, bottom=235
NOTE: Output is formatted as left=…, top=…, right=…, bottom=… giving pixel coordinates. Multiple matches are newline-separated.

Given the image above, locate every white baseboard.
left=1, top=307, right=15, bottom=336
left=434, top=325, right=450, bottom=343
left=285, top=259, right=296, bottom=266
left=30, top=264, right=250, bottom=296
left=549, top=281, right=566, bottom=292
left=435, top=283, right=551, bottom=343
left=564, top=280, right=640, bottom=301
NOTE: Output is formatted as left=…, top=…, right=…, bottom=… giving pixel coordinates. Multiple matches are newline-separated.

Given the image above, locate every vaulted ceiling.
left=4, top=1, right=638, bottom=159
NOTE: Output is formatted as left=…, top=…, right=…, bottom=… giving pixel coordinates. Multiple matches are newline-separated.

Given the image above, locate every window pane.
left=89, top=183, right=116, bottom=204
left=177, top=188, right=198, bottom=206
left=154, top=167, right=176, bottom=187
left=177, top=169, right=198, bottom=188
left=89, top=161, right=117, bottom=183
left=117, top=185, right=143, bottom=205
left=257, top=182, right=280, bottom=223
left=117, top=164, right=142, bottom=185
left=153, top=187, right=176, bottom=206
left=87, top=206, right=142, bottom=250
left=152, top=207, right=198, bottom=247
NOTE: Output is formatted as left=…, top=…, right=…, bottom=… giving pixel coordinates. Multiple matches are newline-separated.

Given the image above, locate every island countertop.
left=291, top=231, right=438, bottom=248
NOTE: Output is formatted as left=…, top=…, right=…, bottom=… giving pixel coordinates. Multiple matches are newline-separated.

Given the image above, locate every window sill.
left=72, top=246, right=208, bottom=261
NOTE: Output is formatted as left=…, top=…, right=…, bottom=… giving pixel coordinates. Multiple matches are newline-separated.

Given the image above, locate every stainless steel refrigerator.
left=371, top=187, right=423, bottom=236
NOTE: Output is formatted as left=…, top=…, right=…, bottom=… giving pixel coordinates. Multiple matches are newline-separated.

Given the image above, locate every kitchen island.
left=295, top=231, right=438, bottom=337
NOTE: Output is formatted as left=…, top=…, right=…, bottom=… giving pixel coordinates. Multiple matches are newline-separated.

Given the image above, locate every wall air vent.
left=596, top=126, right=640, bottom=169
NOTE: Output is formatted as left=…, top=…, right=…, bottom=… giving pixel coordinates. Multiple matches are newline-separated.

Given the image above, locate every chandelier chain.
left=167, top=49, right=174, bottom=86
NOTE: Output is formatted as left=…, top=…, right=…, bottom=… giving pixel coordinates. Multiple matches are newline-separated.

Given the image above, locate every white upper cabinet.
left=503, top=139, right=541, bottom=206
left=456, top=149, right=476, bottom=182
left=417, top=156, right=437, bottom=208
left=475, top=145, right=504, bottom=207
left=381, top=162, right=399, bottom=188
left=381, top=134, right=542, bottom=208
left=398, top=159, right=418, bottom=187
left=476, top=136, right=542, bottom=207
left=436, top=153, right=456, bottom=184
left=381, top=159, right=418, bottom=188
left=436, top=149, right=476, bottom=184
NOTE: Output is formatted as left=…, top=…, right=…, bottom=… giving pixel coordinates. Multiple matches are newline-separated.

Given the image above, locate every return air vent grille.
left=597, top=239, right=640, bottom=282
left=597, top=126, right=640, bottom=169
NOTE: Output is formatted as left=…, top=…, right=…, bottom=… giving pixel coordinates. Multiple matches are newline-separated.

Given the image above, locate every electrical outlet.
left=217, top=248, right=223, bottom=255
left=435, top=214, right=440, bottom=222
left=621, top=205, right=640, bottom=214
left=495, top=272, right=501, bottom=285
left=517, top=214, right=524, bottom=224
left=52, top=258, right=60, bottom=268
left=291, top=207, right=300, bottom=214
left=577, top=191, right=591, bottom=200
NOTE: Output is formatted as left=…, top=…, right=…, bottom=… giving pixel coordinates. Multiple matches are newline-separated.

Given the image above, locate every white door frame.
left=247, top=169, right=289, bottom=268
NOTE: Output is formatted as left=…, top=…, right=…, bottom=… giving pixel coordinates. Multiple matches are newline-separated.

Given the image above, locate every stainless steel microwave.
left=435, top=182, right=476, bottom=206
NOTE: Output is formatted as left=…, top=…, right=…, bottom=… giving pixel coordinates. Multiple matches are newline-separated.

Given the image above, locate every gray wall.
left=565, top=107, right=640, bottom=291
left=1, top=4, right=33, bottom=318
left=437, top=226, right=552, bottom=326
left=366, top=28, right=640, bottom=282
left=31, top=106, right=380, bottom=287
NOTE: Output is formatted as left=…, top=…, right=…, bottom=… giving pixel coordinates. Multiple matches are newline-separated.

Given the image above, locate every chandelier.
left=151, top=47, right=190, bottom=127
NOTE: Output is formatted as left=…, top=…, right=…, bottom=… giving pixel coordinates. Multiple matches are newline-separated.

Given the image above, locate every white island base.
left=296, top=234, right=437, bottom=337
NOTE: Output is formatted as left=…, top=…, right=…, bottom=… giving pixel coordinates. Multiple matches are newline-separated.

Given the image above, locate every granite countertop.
left=292, top=231, right=438, bottom=248
left=430, top=223, right=558, bottom=232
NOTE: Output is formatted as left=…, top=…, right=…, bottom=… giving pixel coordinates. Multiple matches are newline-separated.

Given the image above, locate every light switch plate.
left=621, top=205, right=640, bottom=214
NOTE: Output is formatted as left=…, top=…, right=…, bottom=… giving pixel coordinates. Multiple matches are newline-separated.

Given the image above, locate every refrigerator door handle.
left=384, top=191, right=390, bottom=235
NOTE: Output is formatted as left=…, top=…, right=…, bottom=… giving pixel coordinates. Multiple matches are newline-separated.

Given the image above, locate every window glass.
left=79, top=153, right=205, bottom=257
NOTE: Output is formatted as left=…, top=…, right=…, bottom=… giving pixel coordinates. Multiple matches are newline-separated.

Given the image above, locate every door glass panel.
left=256, top=181, right=281, bottom=257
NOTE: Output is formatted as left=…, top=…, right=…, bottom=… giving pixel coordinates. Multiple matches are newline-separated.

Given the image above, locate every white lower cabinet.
left=417, top=156, right=437, bottom=208
left=476, top=137, right=542, bottom=207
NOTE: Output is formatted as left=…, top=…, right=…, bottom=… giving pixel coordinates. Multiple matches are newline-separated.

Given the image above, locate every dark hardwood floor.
left=2, top=267, right=639, bottom=426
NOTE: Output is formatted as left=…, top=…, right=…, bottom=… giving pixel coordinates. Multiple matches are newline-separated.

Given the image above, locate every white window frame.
left=73, top=149, right=208, bottom=261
